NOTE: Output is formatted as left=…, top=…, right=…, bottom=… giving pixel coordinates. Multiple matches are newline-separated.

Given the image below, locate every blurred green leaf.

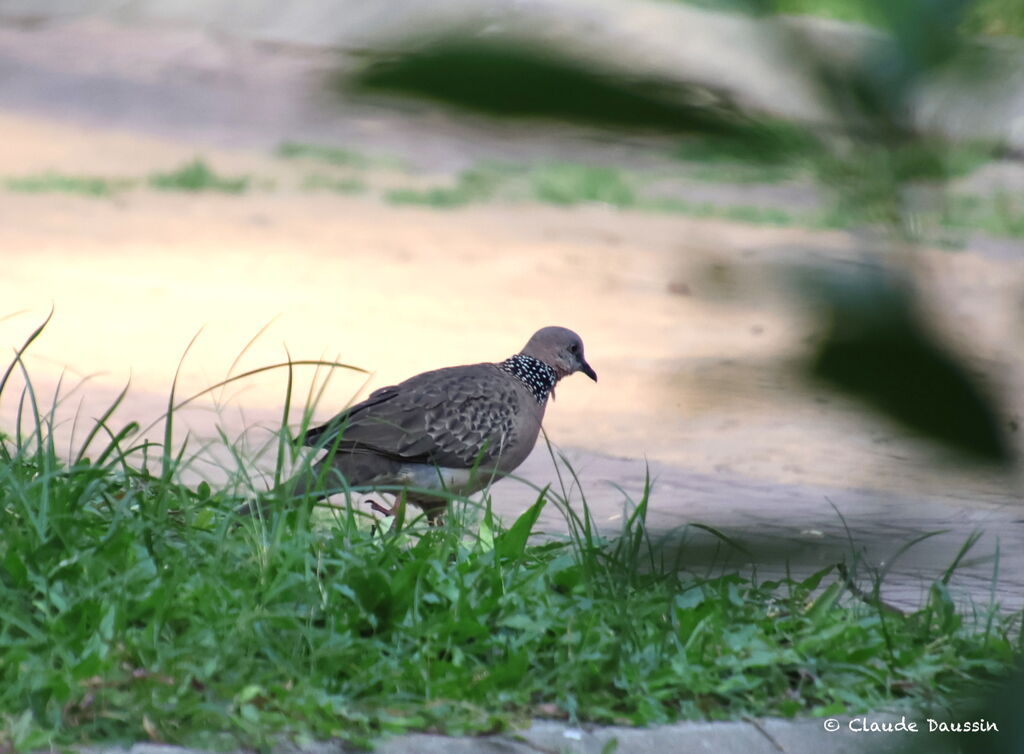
left=897, top=665, right=1024, bottom=753
left=350, top=39, right=801, bottom=160
left=805, top=268, right=1011, bottom=463
left=868, top=0, right=972, bottom=74
left=952, top=667, right=1024, bottom=753
left=792, top=0, right=980, bottom=163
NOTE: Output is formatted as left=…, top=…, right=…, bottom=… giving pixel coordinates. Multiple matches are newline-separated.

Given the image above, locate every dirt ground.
left=2, top=18, right=1023, bottom=607
left=4, top=108, right=1021, bottom=496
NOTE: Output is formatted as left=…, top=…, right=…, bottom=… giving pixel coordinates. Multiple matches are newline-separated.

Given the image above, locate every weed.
left=385, top=164, right=507, bottom=208
left=815, top=189, right=1024, bottom=238
left=3, top=173, right=133, bottom=197
left=276, top=142, right=404, bottom=170
left=277, top=141, right=373, bottom=167
left=386, top=162, right=636, bottom=210
left=642, top=196, right=801, bottom=226
left=386, top=185, right=471, bottom=208
left=941, top=192, right=1024, bottom=237
left=529, top=163, right=635, bottom=207
left=148, top=159, right=250, bottom=194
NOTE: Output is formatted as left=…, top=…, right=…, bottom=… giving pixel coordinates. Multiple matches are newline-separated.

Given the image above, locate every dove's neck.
left=499, top=354, right=558, bottom=404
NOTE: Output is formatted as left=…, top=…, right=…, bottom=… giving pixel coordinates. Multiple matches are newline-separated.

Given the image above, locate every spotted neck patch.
left=500, top=354, right=558, bottom=404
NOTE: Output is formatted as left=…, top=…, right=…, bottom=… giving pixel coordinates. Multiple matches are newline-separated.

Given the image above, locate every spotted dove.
left=290, top=326, right=596, bottom=521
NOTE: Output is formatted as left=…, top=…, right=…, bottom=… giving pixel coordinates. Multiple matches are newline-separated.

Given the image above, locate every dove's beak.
left=579, top=359, right=597, bottom=382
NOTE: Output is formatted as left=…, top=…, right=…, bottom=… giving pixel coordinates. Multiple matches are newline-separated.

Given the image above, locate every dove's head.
left=520, top=326, right=597, bottom=382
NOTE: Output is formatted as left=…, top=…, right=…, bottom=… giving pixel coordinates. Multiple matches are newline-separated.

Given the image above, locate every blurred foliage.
left=802, top=266, right=1011, bottom=462
left=351, top=40, right=804, bottom=162
left=896, top=665, right=1024, bottom=753
left=349, top=0, right=1018, bottom=467
left=681, top=0, right=1024, bottom=37
left=951, top=667, right=1024, bottom=752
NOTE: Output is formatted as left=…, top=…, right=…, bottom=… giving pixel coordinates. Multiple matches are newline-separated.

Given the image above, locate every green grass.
left=385, top=164, right=508, bottom=208
left=940, top=192, right=1024, bottom=238
left=0, top=321, right=1020, bottom=750
left=385, top=185, right=473, bottom=208
left=148, top=159, right=250, bottom=194
left=0, top=138, right=1012, bottom=241
left=2, top=173, right=133, bottom=197
left=0, top=161, right=252, bottom=197
left=386, top=162, right=637, bottom=209
left=672, top=129, right=993, bottom=185
left=813, top=188, right=1024, bottom=240
left=529, top=163, right=636, bottom=207
left=643, top=196, right=802, bottom=226
left=368, top=151, right=1024, bottom=240
left=276, top=142, right=404, bottom=171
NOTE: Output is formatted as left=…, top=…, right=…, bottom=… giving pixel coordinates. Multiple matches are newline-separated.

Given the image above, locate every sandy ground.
left=2, top=17, right=1023, bottom=608
left=4, top=109, right=1022, bottom=496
